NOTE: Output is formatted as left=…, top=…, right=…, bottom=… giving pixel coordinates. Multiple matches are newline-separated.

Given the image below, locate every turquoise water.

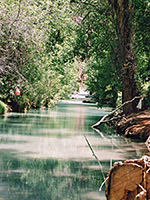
left=0, top=101, right=148, bottom=200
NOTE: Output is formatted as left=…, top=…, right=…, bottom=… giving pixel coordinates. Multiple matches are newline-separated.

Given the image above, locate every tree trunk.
left=112, top=0, right=138, bottom=115
left=106, top=156, right=150, bottom=200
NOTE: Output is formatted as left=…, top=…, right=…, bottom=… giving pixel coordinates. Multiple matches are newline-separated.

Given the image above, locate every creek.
left=0, top=100, right=149, bottom=200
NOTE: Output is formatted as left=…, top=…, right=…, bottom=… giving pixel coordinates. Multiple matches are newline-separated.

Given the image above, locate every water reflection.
left=0, top=102, right=149, bottom=200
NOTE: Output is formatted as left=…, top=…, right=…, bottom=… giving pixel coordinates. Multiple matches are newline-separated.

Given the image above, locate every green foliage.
left=133, top=0, right=150, bottom=83
left=72, top=0, right=120, bottom=107
left=145, top=86, right=150, bottom=108
left=72, top=0, right=150, bottom=108
left=0, top=100, right=7, bottom=114
left=85, top=57, right=120, bottom=107
left=0, top=0, right=78, bottom=111
left=1, top=0, right=150, bottom=110
left=73, top=0, right=116, bottom=60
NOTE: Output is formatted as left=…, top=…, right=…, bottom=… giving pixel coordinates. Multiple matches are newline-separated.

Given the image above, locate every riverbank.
left=2, top=97, right=150, bottom=142
left=92, top=106, right=150, bottom=142
left=116, top=110, right=150, bottom=141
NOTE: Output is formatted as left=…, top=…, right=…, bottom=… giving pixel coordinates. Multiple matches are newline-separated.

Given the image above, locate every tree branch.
left=84, top=134, right=106, bottom=183
left=91, top=96, right=141, bottom=128
left=10, top=0, right=22, bottom=27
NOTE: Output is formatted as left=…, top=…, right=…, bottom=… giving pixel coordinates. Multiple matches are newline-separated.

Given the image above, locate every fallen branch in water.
left=84, top=135, right=106, bottom=187
left=102, top=115, right=122, bottom=123
left=91, top=96, right=141, bottom=128
left=92, top=128, right=105, bottom=138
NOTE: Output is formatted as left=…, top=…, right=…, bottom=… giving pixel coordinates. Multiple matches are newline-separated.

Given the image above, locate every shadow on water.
left=0, top=101, right=149, bottom=200
left=0, top=150, right=106, bottom=200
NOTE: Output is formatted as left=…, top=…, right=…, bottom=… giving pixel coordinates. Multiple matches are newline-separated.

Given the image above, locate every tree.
left=134, top=0, right=150, bottom=83
left=72, top=0, right=121, bottom=107
left=110, top=0, right=138, bottom=114
left=0, top=0, right=79, bottom=111
left=72, top=0, right=141, bottom=114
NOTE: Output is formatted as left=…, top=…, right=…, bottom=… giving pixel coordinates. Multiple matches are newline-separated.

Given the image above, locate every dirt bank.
left=116, top=110, right=150, bottom=141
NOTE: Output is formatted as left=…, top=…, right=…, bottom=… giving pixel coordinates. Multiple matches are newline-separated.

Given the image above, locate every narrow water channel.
left=0, top=101, right=149, bottom=200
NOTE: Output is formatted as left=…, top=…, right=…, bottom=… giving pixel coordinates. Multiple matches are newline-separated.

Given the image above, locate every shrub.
left=0, top=100, right=7, bottom=114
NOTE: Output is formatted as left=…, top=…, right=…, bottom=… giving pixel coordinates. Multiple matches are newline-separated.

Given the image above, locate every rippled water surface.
left=0, top=101, right=149, bottom=200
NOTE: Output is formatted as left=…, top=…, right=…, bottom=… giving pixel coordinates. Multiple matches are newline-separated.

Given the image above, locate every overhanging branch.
left=91, top=96, right=141, bottom=128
